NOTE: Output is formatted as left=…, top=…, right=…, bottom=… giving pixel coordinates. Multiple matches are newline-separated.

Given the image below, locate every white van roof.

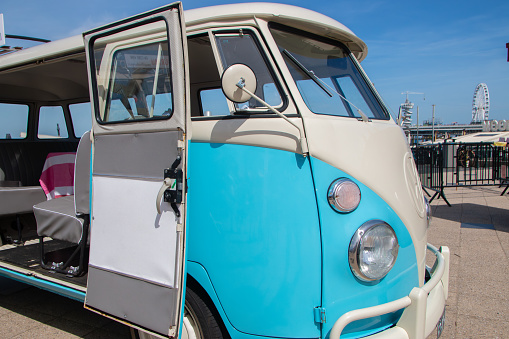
left=0, top=3, right=367, bottom=70
left=184, top=3, right=367, bottom=60
left=0, top=35, right=84, bottom=71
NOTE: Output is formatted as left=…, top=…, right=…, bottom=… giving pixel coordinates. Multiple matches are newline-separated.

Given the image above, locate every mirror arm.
left=236, top=79, right=309, bottom=156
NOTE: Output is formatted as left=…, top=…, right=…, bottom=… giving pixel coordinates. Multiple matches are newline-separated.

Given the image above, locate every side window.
left=0, top=103, right=29, bottom=139
left=102, top=41, right=173, bottom=123
left=199, top=88, right=229, bottom=116
left=38, top=106, right=69, bottom=139
left=69, top=102, right=93, bottom=137
left=215, top=32, right=283, bottom=111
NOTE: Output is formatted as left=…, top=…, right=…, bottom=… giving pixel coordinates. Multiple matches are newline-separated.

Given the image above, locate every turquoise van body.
left=186, top=142, right=418, bottom=338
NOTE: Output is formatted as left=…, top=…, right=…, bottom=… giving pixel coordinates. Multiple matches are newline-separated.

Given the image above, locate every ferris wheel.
left=471, top=83, right=489, bottom=123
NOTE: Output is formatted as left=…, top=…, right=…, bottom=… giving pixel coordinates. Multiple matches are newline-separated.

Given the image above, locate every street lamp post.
left=432, top=104, right=436, bottom=143
left=416, top=106, right=419, bottom=145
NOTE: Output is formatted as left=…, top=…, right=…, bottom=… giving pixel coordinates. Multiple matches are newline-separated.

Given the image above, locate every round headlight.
left=348, top=220, right=399, bottom=282
left=327, top=178, right=361, bottom=213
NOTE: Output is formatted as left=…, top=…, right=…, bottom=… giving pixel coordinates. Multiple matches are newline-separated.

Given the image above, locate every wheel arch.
left=186, top=261, right=232, bottom=338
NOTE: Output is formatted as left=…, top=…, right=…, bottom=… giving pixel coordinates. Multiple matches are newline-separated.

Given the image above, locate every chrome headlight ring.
left=348, top=220, right=399, bottom=282
left=327, top=178, right=361, bottom=213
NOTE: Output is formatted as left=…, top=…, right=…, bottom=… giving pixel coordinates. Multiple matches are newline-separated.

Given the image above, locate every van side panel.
left=187, top=142, right=321, bottom=338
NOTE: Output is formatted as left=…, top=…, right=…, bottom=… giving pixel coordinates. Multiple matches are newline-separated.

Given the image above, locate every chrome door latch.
left=163, top=156, right=183, bottom=217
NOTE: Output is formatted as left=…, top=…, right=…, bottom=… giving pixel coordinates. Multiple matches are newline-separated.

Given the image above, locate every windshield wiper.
left=282, top=49, right=333, bottom=97
left=283, top=49, right=369, bottom=122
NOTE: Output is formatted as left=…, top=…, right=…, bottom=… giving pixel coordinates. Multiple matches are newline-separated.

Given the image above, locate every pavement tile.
left=0, top=286, right=54, bottom=308
left=447, top=274, right=458, bottom=294
left=431, top=216, right=461, bottom=226
left=0, top=285, right=129, bottom=338
left=83, top=328, right=132, bottom=339
left=455, top=314, right=509, bottom=338
left=445, top=253, right=460, bottom=278
left=460, top=215, right=493, bottom=225
left=0, top=308, right=55, bottom=338
left=0, top=305, right=11, bottom=317
left=100, top=320, right=134, bottom=335
left=459, top=230, right=501, bottom=247
left=433, top=205, right=462, bottom=219
left=457, top=274, right=509, bottom=301
left=60, top=306, right=112, bottom=328
left=484, top=203, right=509, bottom=213
left=459, top=266, right=509, bottom=286
left=11, top=318, right=95, bottom=339
left=84, top=321, right=133, bottom=339
left=428, top=226, right=460, bottom=249
left=495, top=231, right=509, bottom=257
left=458, top=238, right=506, bottom=259
left=461, top=193, right=486, bottom=200
left=445, top=291, right=457, bottom=307
left=24, top=293, right=78, bottom=317
left=492, top=218, right=509, bottom=231
left=457, top=293, right=509, bottom=321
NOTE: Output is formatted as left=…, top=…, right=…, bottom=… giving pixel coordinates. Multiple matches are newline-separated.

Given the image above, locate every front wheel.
left=138, top=286, right=227, bottom=339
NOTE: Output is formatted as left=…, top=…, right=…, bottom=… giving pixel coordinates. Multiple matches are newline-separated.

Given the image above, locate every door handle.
left=156, top=178, right=173, bottom=215
left=156, top=170, right=183, bottom=216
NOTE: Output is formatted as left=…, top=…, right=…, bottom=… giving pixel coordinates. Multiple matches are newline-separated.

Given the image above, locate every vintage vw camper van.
left=0, top=2, right=449, bottom=338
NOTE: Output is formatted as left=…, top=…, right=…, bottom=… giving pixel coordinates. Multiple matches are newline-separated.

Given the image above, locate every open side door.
left=83, top=2, right=189, bottom=337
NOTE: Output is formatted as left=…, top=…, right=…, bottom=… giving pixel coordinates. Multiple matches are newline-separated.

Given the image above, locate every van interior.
left=0, top=28, right=284, bottom=283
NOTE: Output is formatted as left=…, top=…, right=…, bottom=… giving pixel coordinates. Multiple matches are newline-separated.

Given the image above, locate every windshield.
left=270, top=25, right=388, bottom=120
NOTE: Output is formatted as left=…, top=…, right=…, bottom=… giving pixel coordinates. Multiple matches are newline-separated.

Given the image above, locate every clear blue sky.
left=2, top=0, right=508, bottom=124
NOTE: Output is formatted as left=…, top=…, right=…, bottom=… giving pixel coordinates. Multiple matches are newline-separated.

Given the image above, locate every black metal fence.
left=412, top=142, right=509, bottom=205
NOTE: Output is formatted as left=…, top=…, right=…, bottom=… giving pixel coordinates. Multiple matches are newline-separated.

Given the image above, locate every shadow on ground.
left=432, top=202, right=509, bottom=233
left=0, top=279, right=132, bottom=338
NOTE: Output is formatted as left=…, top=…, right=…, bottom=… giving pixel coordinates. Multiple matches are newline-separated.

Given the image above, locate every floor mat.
left=0, top=240, right=88, bottom=287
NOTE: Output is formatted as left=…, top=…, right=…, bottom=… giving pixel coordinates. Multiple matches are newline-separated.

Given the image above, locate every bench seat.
left=0, top=185, right=46, bottom=216
left=0, top=140, right=78, bottom=217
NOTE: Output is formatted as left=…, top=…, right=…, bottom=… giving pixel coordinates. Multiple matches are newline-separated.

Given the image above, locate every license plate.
left=436, top=308, right=446, bottom=338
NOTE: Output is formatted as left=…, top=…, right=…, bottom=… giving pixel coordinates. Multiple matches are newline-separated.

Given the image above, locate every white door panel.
left=90, top=176, right=180, bottom=287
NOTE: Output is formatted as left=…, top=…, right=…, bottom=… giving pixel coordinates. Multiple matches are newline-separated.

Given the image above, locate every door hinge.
left=314, top=306, right=326, bottom=324
left=168, top=325, right=176, bottom=337
left=177, top=139, right=185, bottom=150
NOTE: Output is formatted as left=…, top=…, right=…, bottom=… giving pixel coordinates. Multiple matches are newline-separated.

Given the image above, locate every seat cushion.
left=34, top=195, right=84, bottom=244
left=0, top=186, right=46, bottom=215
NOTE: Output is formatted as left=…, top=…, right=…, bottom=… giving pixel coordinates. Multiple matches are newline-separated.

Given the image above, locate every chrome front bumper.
left=329, top=244, right=450, bottom=339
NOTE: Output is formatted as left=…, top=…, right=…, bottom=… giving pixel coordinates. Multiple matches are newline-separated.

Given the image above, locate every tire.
left=137, top=286, right=228, bottom=339
left=184, top=286, right=227, bottom=339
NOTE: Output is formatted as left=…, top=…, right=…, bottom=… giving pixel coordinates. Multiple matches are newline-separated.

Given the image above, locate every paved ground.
left=0, top=186, right=508, bottom=338
left=0, top=279, right=133, bottom=338
left=426, top=186, right=509, bottom=339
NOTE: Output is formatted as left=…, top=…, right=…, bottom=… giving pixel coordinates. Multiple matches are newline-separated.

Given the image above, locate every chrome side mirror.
left=220, top=64, right=309, bottom=155
left=221, top=63, right=257, bottom=103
